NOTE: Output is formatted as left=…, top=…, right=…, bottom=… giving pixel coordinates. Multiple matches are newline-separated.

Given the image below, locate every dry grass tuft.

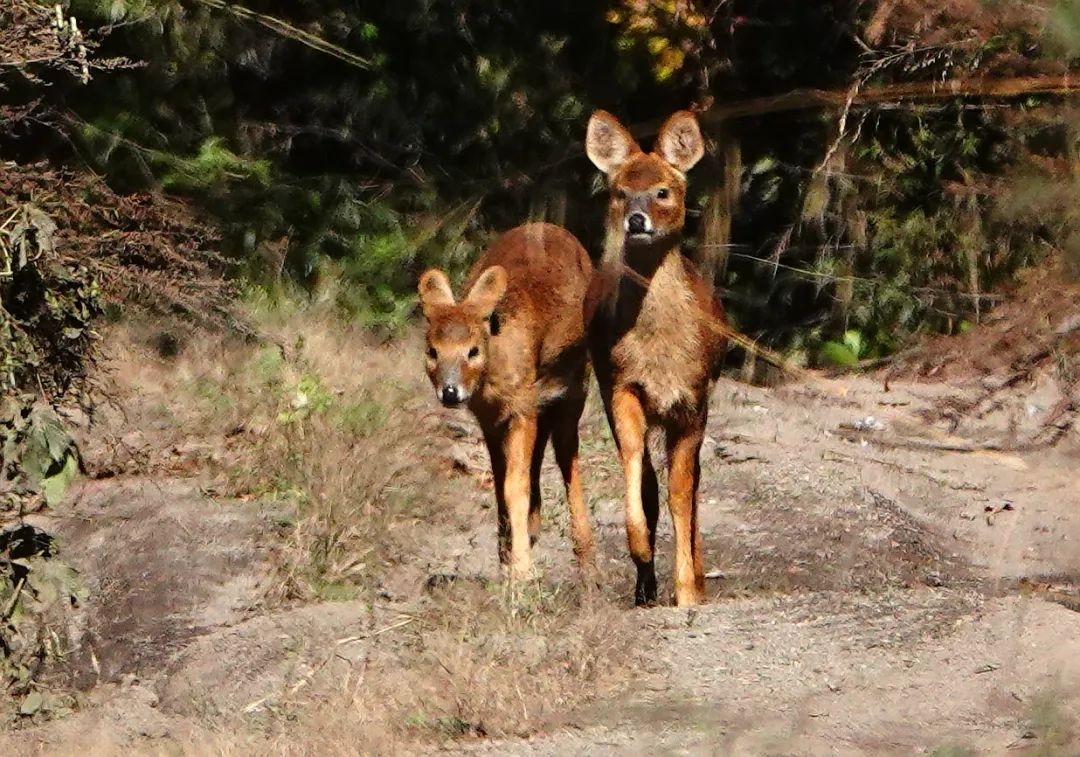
left=387, top=582, right=635, bottom=737
left=89, top=300, right=455, bottom=602
left=251, top=582, right=641, bottom=755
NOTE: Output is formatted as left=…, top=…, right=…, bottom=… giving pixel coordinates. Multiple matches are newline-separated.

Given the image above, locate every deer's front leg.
left=610, top=386, right=658, bottom=606
left=503, top=413, right=538, bottom=580
left=667, top=424, right=706, bottom=607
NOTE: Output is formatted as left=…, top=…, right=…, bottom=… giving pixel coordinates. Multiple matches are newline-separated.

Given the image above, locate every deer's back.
left=465, top=223, right=593, bottom=413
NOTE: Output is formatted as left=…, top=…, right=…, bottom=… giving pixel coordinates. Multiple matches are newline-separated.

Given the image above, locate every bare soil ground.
left=459, top=372, right=1080, bottom=755
left=3, top=284, right=1080, bottom=754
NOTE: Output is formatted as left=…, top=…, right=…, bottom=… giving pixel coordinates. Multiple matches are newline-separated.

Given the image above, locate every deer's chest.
left=611, top=267, right=707, bottom=416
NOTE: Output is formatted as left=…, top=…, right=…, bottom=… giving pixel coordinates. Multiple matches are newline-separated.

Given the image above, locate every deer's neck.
left=600, top=226, right=686, bottom=281
left=624, top=237, right=684, bottom=278
left=594, top=227, right=692, bottom=323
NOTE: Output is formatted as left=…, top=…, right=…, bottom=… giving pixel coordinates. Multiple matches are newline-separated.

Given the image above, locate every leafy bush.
left=12, top=0, right=1080, bottom=367
left=0, top=400, right=80, bottom=514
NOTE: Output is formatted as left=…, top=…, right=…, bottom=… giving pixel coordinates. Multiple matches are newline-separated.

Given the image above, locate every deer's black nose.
left=440, top=383, right=463, bottom=406
left=627, top=212, right=648, bottom=234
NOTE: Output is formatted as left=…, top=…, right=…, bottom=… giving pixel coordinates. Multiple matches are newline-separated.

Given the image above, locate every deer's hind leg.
left=480, top=422, right=511, bottom=567
left=529, top=417, right=553, bottom=546
left=550, top=388, right=597, bottom=583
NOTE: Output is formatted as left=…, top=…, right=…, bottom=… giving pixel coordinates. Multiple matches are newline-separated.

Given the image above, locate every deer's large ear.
left=465, top=265, right=507, bottom=319
left=418, top=269, right=455, bottom=317
left=655, top=110, right=705, bottom=174
left=586, top=110, right=640, bottom=176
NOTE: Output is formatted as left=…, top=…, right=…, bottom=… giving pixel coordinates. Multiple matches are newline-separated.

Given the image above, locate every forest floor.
left=3, top=262, right=1080, bottom=756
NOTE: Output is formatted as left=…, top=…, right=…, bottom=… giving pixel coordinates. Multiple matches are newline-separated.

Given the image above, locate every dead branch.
left=834, top=422, right=1065, bottom=455
left=192, top=0, right=374, bottom=70
left=630, top=74, right=1080, bottom=138
left=822, top=449, right=985, bottom=492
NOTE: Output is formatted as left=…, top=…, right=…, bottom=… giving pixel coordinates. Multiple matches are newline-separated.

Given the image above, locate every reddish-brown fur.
left=584, top=110, right=727, bottom=607
left=418, top=223, right=597, bottom=582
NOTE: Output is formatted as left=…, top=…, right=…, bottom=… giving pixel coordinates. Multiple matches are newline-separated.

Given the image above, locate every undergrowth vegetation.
left=358, top=581, right=637, bottom=746
left=108, top=300, right=443, bottom=602
left=4, top=0, right=1080, bottom=373
left=247, top=580, right=641, bottom=752
left=5, top=0, right=1075, bottom=366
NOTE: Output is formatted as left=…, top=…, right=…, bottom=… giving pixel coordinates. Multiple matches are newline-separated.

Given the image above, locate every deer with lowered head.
left=584, top=109, right=727, bottom=607
left=418, top=222, right=597, bottom=584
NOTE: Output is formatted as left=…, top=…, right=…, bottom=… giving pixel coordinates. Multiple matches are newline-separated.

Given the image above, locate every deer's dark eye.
left=427, top=347, right=437, bottom=360
left=656, top=188, right=670, bottom=200
left=467, top=346, right=480, bottom=359
left=615, top=189, right=628, bottom=200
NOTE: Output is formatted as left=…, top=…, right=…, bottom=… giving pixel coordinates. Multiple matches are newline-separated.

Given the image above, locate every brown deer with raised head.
left=418, top=222, right=597, bottom=583
left=584, top=109, right=726, bottom=607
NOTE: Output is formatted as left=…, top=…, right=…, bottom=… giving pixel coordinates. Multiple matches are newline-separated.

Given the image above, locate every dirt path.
left=5, top=365, right=1079, bottom=755
left=452, top=373, right=1080, bottom=755
left=455, top=593, right=1080, bottom=755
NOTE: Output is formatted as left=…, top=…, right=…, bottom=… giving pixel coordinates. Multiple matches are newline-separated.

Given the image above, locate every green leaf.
left=841, top=329, right=864, bottom=360
left=820, top=341, right=858, bottom=368
left=41, top=558, right=86, bottom=605
left=750, top=156, right=778, bottom=175
left=43, top=452, right=79, bottom=507
left=19, top=443, right=52, bottom=483
left=19, top=404, right=75, bottom=481
left=20, top=691, right=44, bottom=716
left=42, top=422, right=73, bottom=467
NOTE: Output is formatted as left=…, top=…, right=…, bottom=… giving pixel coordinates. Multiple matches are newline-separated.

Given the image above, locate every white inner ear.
left=657, top=120, right=704, bottom=173
left=420, top=271, right=455, bottom=308
left=466, top=267, right=507, bottom=316
left=587, top=118, right=635, bottom=174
